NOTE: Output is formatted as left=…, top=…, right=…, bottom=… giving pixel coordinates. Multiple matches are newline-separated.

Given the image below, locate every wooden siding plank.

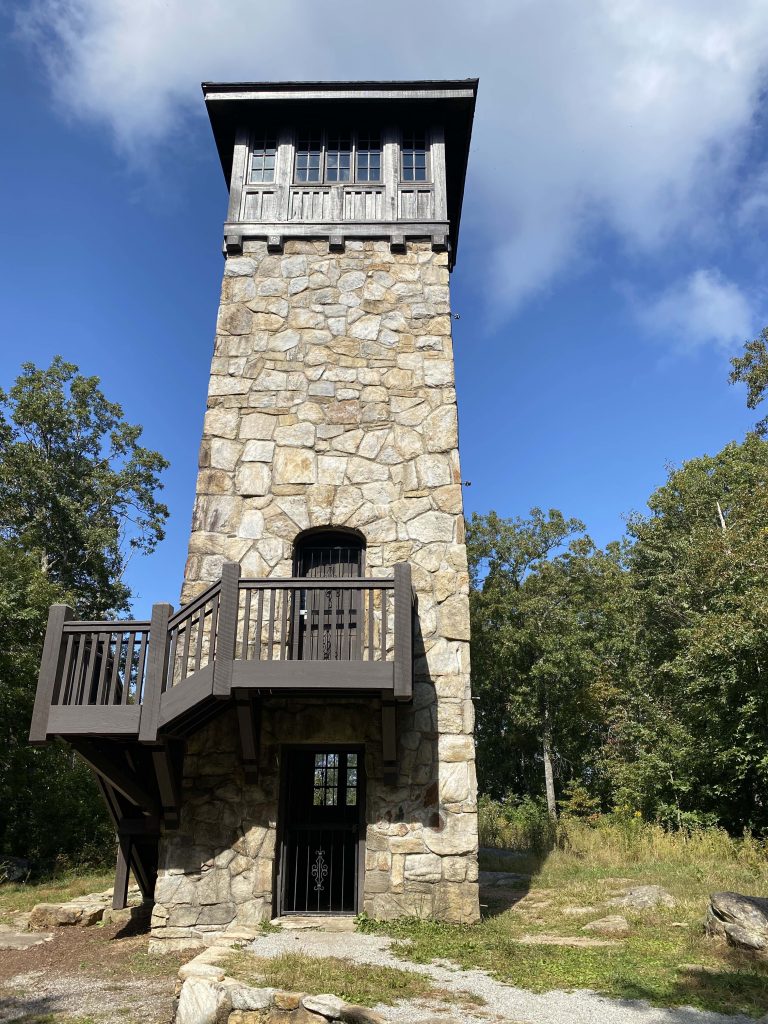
left=227, top=126, right=249, bottom=222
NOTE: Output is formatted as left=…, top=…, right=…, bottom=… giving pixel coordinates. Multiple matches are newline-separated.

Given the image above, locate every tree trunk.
left=542, top=696, right=557, bottom=820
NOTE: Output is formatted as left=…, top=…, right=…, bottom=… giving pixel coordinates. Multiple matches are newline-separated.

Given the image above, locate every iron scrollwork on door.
left=311, top=847, right=328, bottom=891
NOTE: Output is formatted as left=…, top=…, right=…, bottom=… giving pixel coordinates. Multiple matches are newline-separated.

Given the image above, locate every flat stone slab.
left=518, top=933, right=623, bottom=948
left=0, top=930, right=54, bottom=949
left=608, top=884, right=675, bottom=910
left=273, top=916, right=357, bottom=932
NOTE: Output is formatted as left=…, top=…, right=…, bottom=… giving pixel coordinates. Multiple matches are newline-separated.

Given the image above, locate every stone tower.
left=150, top=79, right=480, bottom=943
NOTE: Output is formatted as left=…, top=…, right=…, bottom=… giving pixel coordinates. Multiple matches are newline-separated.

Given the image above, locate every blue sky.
left=2, top=2, right=766, bottom=616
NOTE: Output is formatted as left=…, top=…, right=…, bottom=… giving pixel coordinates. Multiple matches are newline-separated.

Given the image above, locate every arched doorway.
left=293, top=528, right=365, bottom=579
left=293, top=529, right=365, bottom=661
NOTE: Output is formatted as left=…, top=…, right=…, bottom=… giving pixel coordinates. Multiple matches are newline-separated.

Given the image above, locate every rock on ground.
left=706, top=891, right=768, bottom=952
left=582, top=915, right=630, bottom=937
left=609, top=885, right=676, bottom=910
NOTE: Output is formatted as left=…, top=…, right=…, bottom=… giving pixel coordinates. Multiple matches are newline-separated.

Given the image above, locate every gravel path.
left=247, top=930, right=759, bottom=1024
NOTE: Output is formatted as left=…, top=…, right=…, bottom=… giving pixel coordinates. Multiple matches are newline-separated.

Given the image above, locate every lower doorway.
left=278, top=746, right=365, bottom=915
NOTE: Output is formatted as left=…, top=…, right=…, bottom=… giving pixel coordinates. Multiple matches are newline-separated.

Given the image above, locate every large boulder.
left=706, top=891, right=768, bottom=952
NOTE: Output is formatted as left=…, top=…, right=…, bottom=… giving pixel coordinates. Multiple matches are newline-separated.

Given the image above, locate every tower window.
left=326, top=135, right=352, bottom=182
left=293, top=132, right=382, bottom=185
left=356, top=134, right=381, bottom=182
left=249, top=136, right=277, bottom=183
left=402, top=132, right=429, bottom=182
left=296, top=134, right=323, bottom=183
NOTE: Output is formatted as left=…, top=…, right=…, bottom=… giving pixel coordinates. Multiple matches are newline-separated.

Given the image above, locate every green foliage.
left=469, top=346, right=768, bottom=833
left=0, top=359, right=169, bottom=869
left=0, top=357, right=168, bottom=615
left=467, top=508, right=631, bottom=810
left=478, top=794, right=566, bottom=853
left=730, top=326, right=768, bottom=436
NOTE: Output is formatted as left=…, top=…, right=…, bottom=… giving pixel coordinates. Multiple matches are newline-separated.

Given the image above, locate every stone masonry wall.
left=153, top=239, right=478, bottom=940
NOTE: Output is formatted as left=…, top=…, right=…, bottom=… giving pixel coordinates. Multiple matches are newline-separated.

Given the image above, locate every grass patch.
left=0, top=870, right=114, bottom=923
left=362, top=815, right=768, bottom=1018
left=223, top=950, right=482, bottom=1009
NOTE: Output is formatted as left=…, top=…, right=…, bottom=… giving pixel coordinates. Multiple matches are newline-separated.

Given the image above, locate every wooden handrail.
left=63, top=620, right=150, bottom=633
left=168, top=578, right=221, bottom=630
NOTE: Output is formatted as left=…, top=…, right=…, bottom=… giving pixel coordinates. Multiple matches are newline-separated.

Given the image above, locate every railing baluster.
left=180, top=618, right=192, bottom=683
left=72, top=635, right=87, bottom=705
left=109, top=632, right=123, bottom=704
left=207, top=593, right=219, bottom=665
left=280, top=586, right=289, bottom=660
left=367, top=588, right=374, bottom=661
left=380, top=588, right=387, bottom=663
left=267, top=588, right=276, bottom=661
left=166, top=627, right=178, bottom=690
left=96, top=633, right=110, bottom=704
left=135, top=630, right=149, bottom=704
left=121, top=632, right=136, bottom=705
left=194, top=607, right=205, bottom=671
left=61, top=633, right=75, bottom=704
left=291, top=587, right=301, bottom=661
left=82, top=633, right=100, bottom=705
left=242, top=587, right=252, bottom=659
left=255, top=588, right=264, bottom=661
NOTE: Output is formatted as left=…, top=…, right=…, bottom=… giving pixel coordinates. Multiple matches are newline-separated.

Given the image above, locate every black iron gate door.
left=279, top=748, right=363, bottom=915
left=294, top=534, right=364, bottom=661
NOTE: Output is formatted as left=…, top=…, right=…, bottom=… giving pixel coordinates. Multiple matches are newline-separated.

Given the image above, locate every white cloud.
left=637, top=268, right=757, bottom=351
left=15, top=0, right=768, bottom=313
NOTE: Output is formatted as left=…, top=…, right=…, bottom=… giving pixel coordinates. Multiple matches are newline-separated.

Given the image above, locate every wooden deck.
left=27, top=560, right=413, bottom=909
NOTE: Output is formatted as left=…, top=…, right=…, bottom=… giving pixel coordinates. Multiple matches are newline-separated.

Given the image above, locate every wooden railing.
left=57, top=620, right=150, bottom=708
left=237, top=578, right=394, bottom=664
left=29, top=562, right=413, bottom=743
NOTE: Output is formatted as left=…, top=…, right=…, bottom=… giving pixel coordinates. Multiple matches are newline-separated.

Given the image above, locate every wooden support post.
left=139, top=602, right=173, bottom=743
left=151, top=741, right=182, bottom=829
left=382, top=699, right=397, bottom=786
left=213, top=562, right=241, bottom=698
left=393, top=563, right=413, bottom=700
left=234, top=690, right=261, bottom=784
left=29, top=604, right=73, bottom=743
left=113, top=835, right=132, bottom=910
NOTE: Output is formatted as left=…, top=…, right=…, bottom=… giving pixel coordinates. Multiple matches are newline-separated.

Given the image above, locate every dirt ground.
left=0, top=919, right=197, bottom=1024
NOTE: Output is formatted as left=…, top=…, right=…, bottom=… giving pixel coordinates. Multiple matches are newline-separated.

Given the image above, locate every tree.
left=467, top=509, right=626, bottom=818
left=0, top=358, right=169, bottom=868
left=0, top=357, right=169, bottom=615
left=730, top=328, right=768, bottom=436
left=624, top=433, right=768, bottom=830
